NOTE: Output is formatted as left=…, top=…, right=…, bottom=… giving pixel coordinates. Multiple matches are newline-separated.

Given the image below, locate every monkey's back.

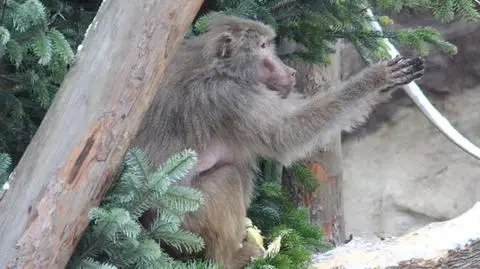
left=132, top=37, right=255, bottom=175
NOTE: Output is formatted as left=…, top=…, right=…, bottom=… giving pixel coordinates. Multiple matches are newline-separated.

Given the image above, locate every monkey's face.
left=214, top=24, right=297, bottom=98
left=257, top=37, right=297, bottom=97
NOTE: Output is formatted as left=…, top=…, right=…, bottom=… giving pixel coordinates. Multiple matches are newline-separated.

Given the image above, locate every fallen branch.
left=313, top=202, right=480, bottom=268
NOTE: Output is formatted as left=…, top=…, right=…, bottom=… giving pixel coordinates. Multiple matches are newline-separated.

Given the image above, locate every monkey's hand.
left=338, top=55, right=424, bottom=106
left=370, top=55, right=425, bottom=94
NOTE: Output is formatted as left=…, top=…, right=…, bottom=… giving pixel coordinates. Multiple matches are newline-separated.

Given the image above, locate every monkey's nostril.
left=290, top=70, right=296, bottom=77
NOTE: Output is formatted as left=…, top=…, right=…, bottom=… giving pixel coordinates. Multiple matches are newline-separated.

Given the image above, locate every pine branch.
left=6, top=40, right=23, bottom=67
left=162, top=185, right=203, bottom=214
left=287, top=163, right=319, bottom=192
left=77, top=257, right=116, bottom=269
left=0, top=0, right=79, bottom=162
left=157, top=230, right=205, bottom=254
left=154, top=148, right=198, bottom=185
left=47, top=28, right=74, bottom=63
left=396, top=27, right=458, bottom=55
left=10, top=0, right=48, bottom=32
left=0, top=152, right=11, bottom=186
left=0, top=26, right=10, bottom=44
left=70, top=149, right=209, bottom=268
left=30, top=32, right=52, bottom=65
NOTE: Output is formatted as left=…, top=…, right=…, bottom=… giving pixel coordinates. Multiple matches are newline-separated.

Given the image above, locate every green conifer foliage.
left=192, top=0, right=478, bottom=64
left=0, top=0, right=99, bottom=163
left=68, top=153, right=327, bottom=269
left=0, top=152, right=11, bottom=186
left=372, top=0, right=480, bottom=22
left=69, top=149, right=219, bottom=269
left=245, top=159, right=332, bottom=269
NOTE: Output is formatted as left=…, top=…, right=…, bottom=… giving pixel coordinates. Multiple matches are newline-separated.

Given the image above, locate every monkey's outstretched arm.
left=249, top=56, right=424, bottom=163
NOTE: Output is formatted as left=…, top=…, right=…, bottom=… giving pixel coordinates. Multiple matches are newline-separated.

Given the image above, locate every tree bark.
left=282, top=41, right=346, bottom=245
left=0, top=1, right=203, bottom=268
left=307, top=136, right=345, bottom=246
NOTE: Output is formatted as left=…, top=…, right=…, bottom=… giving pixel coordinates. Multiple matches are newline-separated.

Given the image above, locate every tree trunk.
left=0, top=1, right=202, bottom=268
left=307, top=136, right=345, bottom=246
left=282, top=41, right=346, bottom=245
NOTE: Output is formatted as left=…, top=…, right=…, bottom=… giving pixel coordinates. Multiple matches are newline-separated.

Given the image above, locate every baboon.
left=132, top=15, right=424, bottom=269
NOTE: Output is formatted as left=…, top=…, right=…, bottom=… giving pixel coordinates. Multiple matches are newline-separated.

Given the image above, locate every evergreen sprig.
left=0, top=152, right=11, bottom=186
left=69, top=148, right=216, bottom=269
left=0, top=0, right=96, bottom=164
left=77, top=258, right=117, bottom=269
left=193, top=0, right=478, bottom=64
left=286, top=163, right=319, bottom=192
left=10, top=0, right=48, bottom=32
left=246, top=159, right=332, bottom=269
left=396, top=27, right=458, bottom=55
left=373, top=0, right=480, bottom=22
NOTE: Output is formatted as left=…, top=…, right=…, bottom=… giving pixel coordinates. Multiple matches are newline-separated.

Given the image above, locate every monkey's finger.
left=392, top=66, right=414, bottom=78
left=390, top=57, right=423, bottom=72
left=411, top=56, right=424, bottom=65
left=408, top=69, right=424, bottom=81
left=411, top=70, right=425, bottom=80
left=403, top=71, right=424, bottom=84
left=411, top=58, right=425, bottom=73
left=386, top=55, right=403, bottom=66
left=405, top=57, right=425, bottom=71
left=392, top=59, right=425, bottom=78
left=395, top=70, right=425, bottom=85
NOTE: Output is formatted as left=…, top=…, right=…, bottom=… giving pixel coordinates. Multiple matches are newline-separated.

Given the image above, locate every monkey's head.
left=205, top=15, right=297, bottom=98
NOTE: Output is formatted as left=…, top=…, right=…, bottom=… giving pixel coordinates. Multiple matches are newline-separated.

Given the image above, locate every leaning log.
left=0, top=0, right=203, bottom=268
left=313, top=202, right=480, bottom=268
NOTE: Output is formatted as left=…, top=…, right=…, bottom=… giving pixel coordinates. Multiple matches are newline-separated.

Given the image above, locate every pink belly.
left=196, top=142, right=235, bottom=174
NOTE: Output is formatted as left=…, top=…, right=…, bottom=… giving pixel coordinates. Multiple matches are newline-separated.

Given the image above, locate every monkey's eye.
left=260, top=42, right=267, bottom=48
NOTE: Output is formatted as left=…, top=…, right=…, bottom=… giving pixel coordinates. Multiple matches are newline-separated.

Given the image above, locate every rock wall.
left=341, top=11, right=480, bottom=238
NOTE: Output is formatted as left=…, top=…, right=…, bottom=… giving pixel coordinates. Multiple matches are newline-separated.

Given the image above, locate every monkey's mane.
left=206, top=13, right=276, bottom=40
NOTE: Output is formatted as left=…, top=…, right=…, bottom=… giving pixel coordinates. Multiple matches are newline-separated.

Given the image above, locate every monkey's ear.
left=217, top=33, right=233, bottom=58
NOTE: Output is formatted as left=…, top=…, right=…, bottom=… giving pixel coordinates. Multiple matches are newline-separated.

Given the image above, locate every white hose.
left=366, top=8, right=480, bottom=160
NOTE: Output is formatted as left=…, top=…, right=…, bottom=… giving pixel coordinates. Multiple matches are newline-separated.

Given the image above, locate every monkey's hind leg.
left=183, top=164, right=263, bottom=269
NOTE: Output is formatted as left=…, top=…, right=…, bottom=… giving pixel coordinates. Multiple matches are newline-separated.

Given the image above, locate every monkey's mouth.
left=265, top=84, right=293, bottom=98
left=266, top=80, right=295, bottom=95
